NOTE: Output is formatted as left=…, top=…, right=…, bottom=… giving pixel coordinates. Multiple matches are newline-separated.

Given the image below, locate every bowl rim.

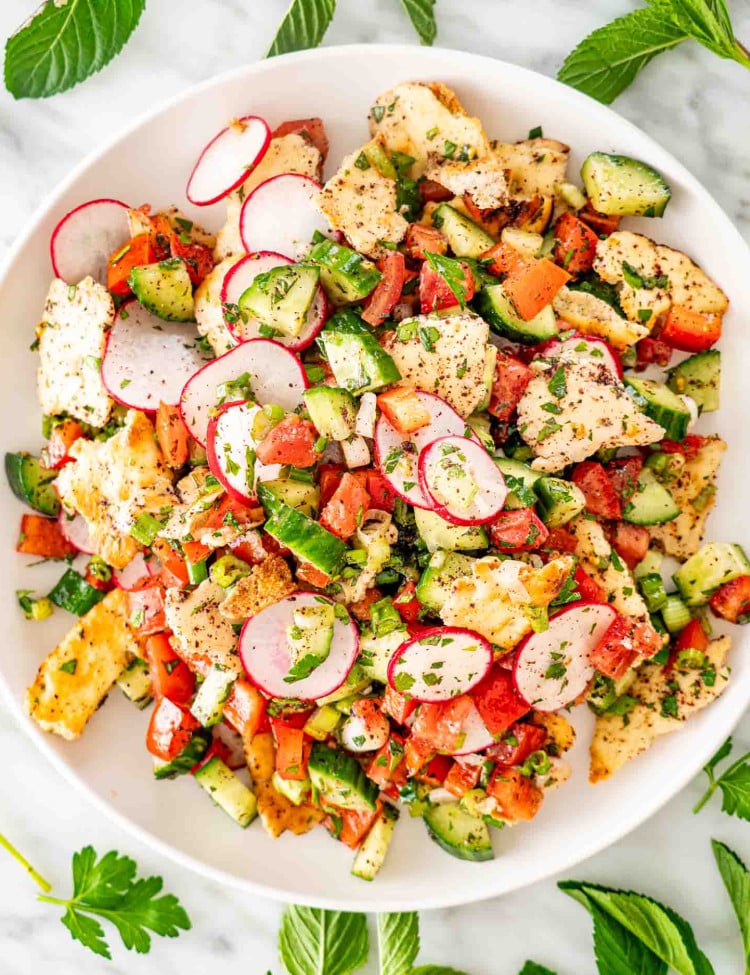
left=1, top=42, right=748, bottom=910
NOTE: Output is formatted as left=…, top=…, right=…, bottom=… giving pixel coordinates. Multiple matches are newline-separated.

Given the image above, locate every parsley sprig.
left=694, top=736, right=750, bottom=819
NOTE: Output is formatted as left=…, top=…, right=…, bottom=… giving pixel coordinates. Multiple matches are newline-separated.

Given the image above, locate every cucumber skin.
left=433, top=204, right=495, bottom=259
left=475, top=284, right=557, bottom=344
left=534, top=477, right=585, bottom=528
left=581, top=152, right=672, bottom=218
left=423, top=802, right=494, bottom=862
left=309, top=239, right=382, bottom=303
left=308, top=742, right=379, bottom=812
left=264, top=502, right=347, bottom=577
left=318, top=321, right=401, bottom=395
left=416, top=551, right=476, bottom=611
left=154, top=730, right=212, bottom=780
left=351, top=805, right=399, bottom=881
left=128, top=259, right=195, bottom=323
left=194, top=756, right=257, bottom=826
left=673, top=543, right=750, bottom=607
left=5, top=452, right=60, bottom=516
left=666, top=350, right=720, bottom=413
left=622, top=470, right=680, bottom=526
left=624, top=377, right=690, bottom=441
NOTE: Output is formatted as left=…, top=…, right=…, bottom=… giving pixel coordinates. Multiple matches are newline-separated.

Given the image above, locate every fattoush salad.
left=9, top=82, right=747, bottom=879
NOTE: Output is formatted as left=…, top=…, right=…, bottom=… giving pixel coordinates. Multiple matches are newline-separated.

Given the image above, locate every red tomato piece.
left=319, top=472, right=371, bottom=540
left=411, top=696, right=475, bottom=753
left=419, top=179, right=453, bottom=204
left=574, top=565, right=606, bottom=603
left=169, top=235, right=214, bottom=287
left=405, top=223, right=447, bottom=260
left=365, top=470, right=396, bottom=512
left=348, top=588, right=383, bottom=622
left=487, top=722, right=547, bottom=766
left=271, top=117, right=329, bottom=161
left=393, top=580, right=422, bottom=623
left=605, top=456, right=643, bottom=505
left=223, top=679, right=267, bottom=738
left=45, top=419, right=84, bottom=469
left=156, top=401, right=190, bottom=469
left=674, top=617, right=709, bottom=654
left=710, top=575, right=750, bottom=624
left=145, top=632, right=196, bottom=706
left=377, top=386, right=431, bottom=434
left=419, top=260, right=475, bottom=313
left=571, top=461, right=622, bottom=519
left=489, top=508, right=549, bottom=551
left=17, top=514, right=77, bottom=559
left=255, top=415, right=318, bottom=467
left=271, top=722, right=309, bottom=781
left=318, top=463, right=346, bottom=507
left=444, top=759, right=482, bottom=798
left=421, top=754, right=452, bottom=785
left=502, top=258, right=571, bottom=321
left=295, top=562, right=332, bottom=589
left=610, top=522, right=650, bottom=570
left=362, top=251, right=405, bottom=327
left=488, top=352, right=534, bottom=422
left=545, top=527, right=578, bottom=554
left=383, top=685, right=417, bottom=726
left=127, top=580, right=167, bottom=636
left=487, top=766, right=543, bottom=822
left=470, top=666, right=530, bottom=737
left=332, top=804, right=381, bottom=849
left=481, top=241, right=530, bottom=279
left=578, top=203, right=621, bottom=236
left=659, top=305, right=722, bottom=353
left=366, top=733, right=407, bottom=789
left=107, top=233, right=158, bottom=296
left=659, top=435, right=707, bottom=457
left=635, top=337, right=673, bottom=370
left=404, top=736, right=436, bottom=776
left=146, top=697, right=201, bottom=761
left=553, top=212, right=598, bottom=275
left=590, top=615, right=638, bottom=680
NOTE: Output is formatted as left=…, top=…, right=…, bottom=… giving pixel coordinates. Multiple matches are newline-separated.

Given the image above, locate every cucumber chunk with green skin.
left=304, top=386, right=358, bottom=441
left=673, top=542, right=750, bottom=606
left=257, top=479, right=320, bottom=517
left=414, top=506, right=488, bottom=553
left=48, top=569, right=106, bottom=615
left=475, top=284, right=558, bottom=344
left=271, top=771, right=311, bottom=806
left=193, top=755, right=257, bottom=826
left=423, top=802, right=494, bottom=862
left=239, top=263, right=320, bottom=339
left=117, top=657, right=153, bottom=710
left=352, top=804, right=399, bottom=881
left=661, top=593, right=692, bottom=632
left=433, top=203, right=495, bottom=258
left=154, top=729, right=212, bottom=780
left=359, top=626, right=407, bottom=683
left=285, top=603, right=335, bottom=683
left=128, top=258, right=195, bottom=322
left=624, top=376, right=690, bottom=441
left=622, top=469, right=679, bottom=526
left=5, top=453, right=60, bottom=516
left=308, top=742, right=378, bottom=812
left=666, top=349, right=720, bottom=413
left=494, top=458, right=541, bottom=510
left=534, top=476, right=586, bottom=527
left=581, top=152, right=672, bottom=217
left=309, top=238, right=382, bottom=304
left=417, top=550, right=476, bottom=612
left=264, top=502, right=348, bottom=577
left=318, top=316, right=401, bottom=395
left=190, top=666, right=234, bottom=727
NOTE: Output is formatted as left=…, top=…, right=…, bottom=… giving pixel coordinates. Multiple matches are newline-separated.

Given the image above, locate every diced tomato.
left=145, top=632, right=195, bottom=706
left=393, top=581, right=421, bottom=622
left=710, top=575, right=750, bottom=624
left=675, top=617, right=709, bottom=654
left=487, top=766, right=543, bottom=822
left=405, top=223, right=447, bottom=260
left=45, top=420, right=84, bottom=469
left=367, top=733, right=407, bottom=789
left=419, top=259, right=475, bottom=313
left=319, top=472, right=371, bottom=541
left=578, top=203, right=621, bottom=236
left=444, top=759, right=481, bottom=798
left=488, top=352, right=534, bottom=421
left=571, top=461, right=622, bottom=519
left=545, top=527, right=578, bottom=554
left=17, top=514, right=77, bottom=559
left=170, top=235, right=214, bottom=287
left=151, top=537, right=190, bottom=587
left=659, top=305, right=722, bottom=353
left=332, top=804, right=381, bottom=849
left=470, top=666, right=529, bottom=737
left=146, top=697, right=201, bottom=761
left=223, top=679, right=267, bottom=738
left=635, top=337, right=672, bottom=370
left=490, top=508, right=549, bottom=551
left=553, top=212, right=598, bottom=275
left=271, top=117, right=329, bottom=161
left=503, top=258, right=571, bottom=321
left=203, top=494, right=263, bottom=534
left=610, top=522, right=649, bottom=570
left=411, top=696, right=474, bottom=753
left=362, top=251, right=405, bottom=327
left=404, top=736, right=436, bottom=776
left=127, top=579, right=167, bottom=636
left=295, top=562, right=332, bottom=589
left=659, top=435, right=707, bottom=457
left=318, top=463, right=346, bottom=507
left=182, top=539, right=211, bottom=565
left=419, top=179, right=453, bottom=204
left=592, top=615, right=663, bottom=679
left=107, top=233, right=158, bottom=296
left=365, top=470, right=396, bottom=512
left=420, top=754, right=452, bottom=786
left=348, top=588, right=383, bottom=622
left=255, top=414, right=318, bottom=467
left=377, top=386, right=431, bottom=434
left=383, top=685, right=417, bottom=726
left=156, top=402, right=190, bottom=469
left=574, top=565, right=606, bottom=603
left=481, top=242, right=530, bottom=280
left=271, top=722, right=309, bottom=781
left=85, top=567, right=113, bottom=592
left=487, top=722, right=547, bottom=765
left=605, top=455, right=643, bottom=505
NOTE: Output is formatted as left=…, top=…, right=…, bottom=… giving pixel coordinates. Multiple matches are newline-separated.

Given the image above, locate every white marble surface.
left=1, top=1, right=750, bottom=972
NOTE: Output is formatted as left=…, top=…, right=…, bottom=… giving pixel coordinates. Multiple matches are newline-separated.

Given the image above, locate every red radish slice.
left=186, top=116, right=271, bottom=206
left=239, top=592, right=359, bottom=701
left=374, top=392, right=478, bottom=509
left=418, top=436, right=507, bottom=526
left=113, top=551, right=154, bottom=590
left=206, top=401, right=263, bottom=504
left=212, top=723, right=246, bottom=770
left=58, top=510, right=95, bottom=554
left=513, top=601, right=618, bottom=712
left=50, top=198, right=130, bottom=285
left=179, top=338, right=308, bottom=446
left=536, top=333, right=622, bottom=378
left=387, top=626, right=493, bottom=704
left=239, top=174, right=331, bottom=261
left=102, top=301, right=211, bottom=411
left=449, top=701, right=495, bottom=756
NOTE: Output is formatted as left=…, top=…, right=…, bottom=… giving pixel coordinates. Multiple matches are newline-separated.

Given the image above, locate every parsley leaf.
left=377, top=912, right=419, bottom=975
left=399, top=0, right=437, bottom=45
left=423, top=252, right=469, bottom=308
left=712, top=840, right=750, bottom=974
left=279, top=906, right=369, bottom=975
left=621, top=261, right=669, bottom=291
left=5, top=0, right=146, bottom=99
left=694, top=736, right=750, bottom=820
left=267, top=0, right=337, bottom=57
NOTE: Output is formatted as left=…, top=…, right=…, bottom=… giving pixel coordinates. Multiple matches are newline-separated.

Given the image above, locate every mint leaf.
left=411, top=967, right=473, bottom=975
left=400, top=0, right=437, bottom=44
left=278, top=906, right=369, bottom=975
left=557, top=4, right=688, bottom=104
left=657, top=0, right=738, bottom=57
left=267, top=0, right=337, bottom=57
left=377, top=912, right=419, bottom=975
left=711, top=840, right=750, bottom=974
left=518, top=964, right=560, bottom=975
left=4, top=0, right=146, bottom=99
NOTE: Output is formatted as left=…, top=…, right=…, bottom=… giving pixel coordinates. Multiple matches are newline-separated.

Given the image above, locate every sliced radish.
left=239, top=174, right=331, bottom=261
left=212, top=722, right=246, bottom=770
left=448, top=701, right=495, bottom=756
left=374, top=392, right=477, bottom=509
left=418, top=435, right=507, bottom=526
left=206, top=400, right=263, bottom=504
left=186, top=116, right=271, bottom=206
left=536, top=333, right=622, bottom=378
left=102, top=301, right=211, bottom=411
left=58, top=510, right=95, bottom=554
left=513, top=601, right=618, bottom=712
left=113, top=551, right=155, bottom=590
left=387, top=626, right=493, bottom=704
left=239, top=592, right=359, bottom=701
left=50, top=198, right=130, bottom=285
left=221, top=251, right=327, bottom=351
left=179, top=338, right=308, bottom=446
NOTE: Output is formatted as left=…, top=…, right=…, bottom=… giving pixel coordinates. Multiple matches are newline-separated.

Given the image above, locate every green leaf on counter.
left=400, top=0, right=438, bottom=45
left=712, top=840, right=750, bottom=975
left=267, top=0, right=337, bottom=57
left=378, top=912, right=420, bottom=975
left=279, top=906, right=369, bottom=975
left=694, top=737, right=750, bottom=820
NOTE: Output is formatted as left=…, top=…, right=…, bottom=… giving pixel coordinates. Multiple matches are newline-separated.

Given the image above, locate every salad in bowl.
left=9, top=80, right=747, bottom=881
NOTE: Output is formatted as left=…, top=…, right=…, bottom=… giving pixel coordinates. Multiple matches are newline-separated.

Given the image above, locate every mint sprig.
left=400, top=0, right=438, bottom=45
left=712, top=840, right=750, bottom=975
left=267, top=0, right=337, bottom=58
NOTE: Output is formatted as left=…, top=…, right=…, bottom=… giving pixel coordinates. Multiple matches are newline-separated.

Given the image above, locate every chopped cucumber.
left=239, top=264, right=319, bottom=339
left=661, top=593, right=692, bottom=633
left=622, top=469, right=679, bottom=526
left=272, top=771, right=311, bottom=806
left=588, top=670, right=637, bottom=715
left=673, top=542, right=750, bottom=607
left=318, top=315, right=401, bottom=395
left=128, top=258, right=194, bottom=322
left=476, top=345, right=498, bottom=413
left=48, top=568, right=106, bottom=615
left=534, top=476, right=586, bottom=527
left=351, top=805, right=399, bottom=881
left=414, top=506, right=488, bottom=553
left=423, top=802, right=494, bottom=862
left=194, top=756, right=257, bottom=826
left=417, top=550, right=475, bottom=612
left=625, top=376, right=691, bottom=441
left=432, top=204, right=495, bottom=258
left=581, top=152, right=672, bottom=217
left=309, top=239, right=382, bottom=304
left=638, top=572, right=668, bottom=613
left=264, top=501, right=347, bottom=577
left=475, top=283, right=558, bottom=344
left=190, top=666, right=234, bottom=727
left=666, top=349, right=720, bottom=413
left=6, top=452, right=60, bottom=515
left=308, top=742, right=378, bottom=812
left=286, top=603, right=335, bottom=681
left=303, top=705, right=342, bottom=741
left=634, top=548, right=663, bottom=580
left=257, top=478, right=320, bottom=517
left=154, top=729, right=212, bottom=779
left=304, top=386, right=358, bottom=441
left=359, top=627, right=407, bottom=684
left=495, top=458, right=541, bottom=510
left=116, top=657, right=152, bottom=710
left=317, top=665, right=371, bottom=706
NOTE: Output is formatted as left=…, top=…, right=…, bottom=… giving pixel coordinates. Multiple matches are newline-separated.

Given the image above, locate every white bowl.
left=1, top=44, right=749, bottom=911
